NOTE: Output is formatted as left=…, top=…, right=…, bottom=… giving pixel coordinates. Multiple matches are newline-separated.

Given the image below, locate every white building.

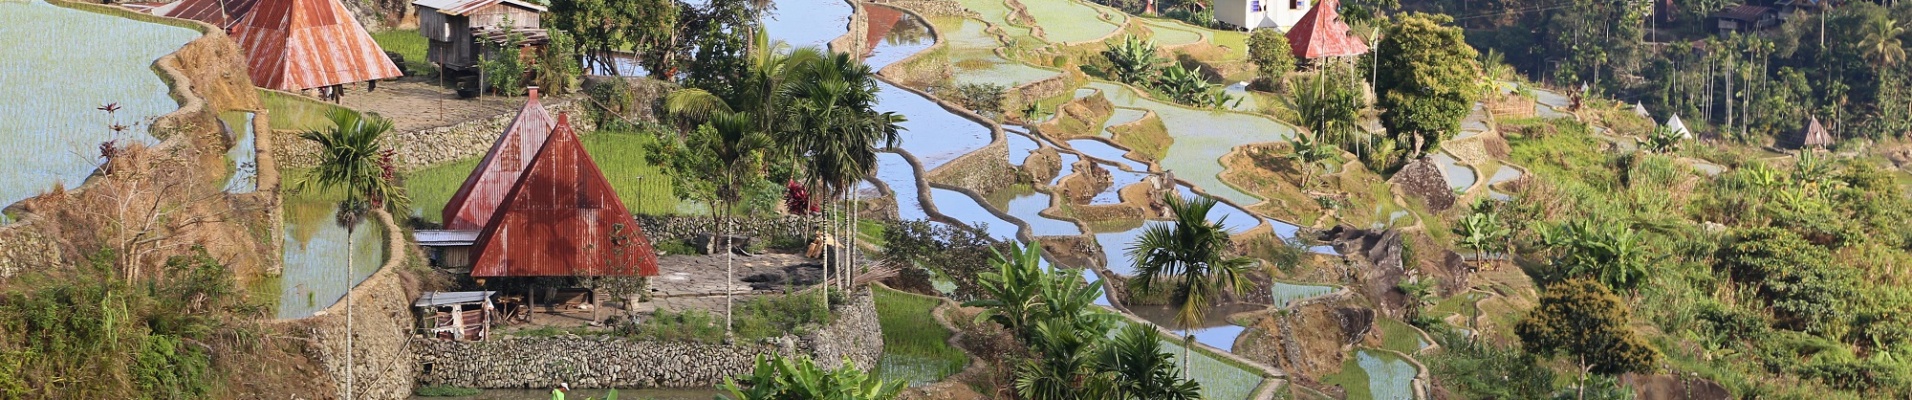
left=1214, top=0, right=1313, bottom=30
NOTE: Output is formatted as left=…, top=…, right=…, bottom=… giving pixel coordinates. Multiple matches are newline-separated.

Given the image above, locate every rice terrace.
left=0, top=0, right=1908, bottom=398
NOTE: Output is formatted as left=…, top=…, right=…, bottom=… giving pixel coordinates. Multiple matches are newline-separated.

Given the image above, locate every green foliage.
left=1538, top=217, right=1650, bottom=293
left=480, top=28, right=529, bottom=96
left=1291, top=67, right=1368, bottom=155
left=721, top=354, right=904, bottom=400
left=0, top=249, right=261, bottom=399
left=951, top=82, right=1009, bottom=117
left=536, top=29, right=584, bottom=95
left=1453, top=202, right=1510, bottom=267
left=880, top=219, right=1003, bottom=301
left=1126, top=195, right=1258, bottom=331
left=293, top=108, right=407, bottom=222
left=1426, top=330, right=1560, bottom=399
left=1102, top=36, right=1164, bottom=86
left=1095, top=324, right=1202, bottom=400
left=1517, top=279, right=1660, bottom=378
left=621, top=292, right=832, bottom=343
left=414, top=386, right=483, bottom=397
left=1375, top=13, right=1482, bottom=159
left=548, top=0, right=678, bottom=78
left=1640, top=125, right=1684, bottom=154
left=1718, top=227, right=1858, bottom=336
left=1246, top=28, right=1295, bottom=91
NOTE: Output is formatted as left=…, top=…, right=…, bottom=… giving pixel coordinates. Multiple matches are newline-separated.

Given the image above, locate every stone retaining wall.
left=868, top=0, right=972, bottom=17
left=634, top=215, right=829, bottom=247
left=273, top=99, right=595, bottom=172
left=925, top=141, right=1020, bottom=195
left=413, top=290, right=882, bottom=389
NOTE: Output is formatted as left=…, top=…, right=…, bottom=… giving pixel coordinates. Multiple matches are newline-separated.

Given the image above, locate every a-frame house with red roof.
left=1286, top=0, right=1370, bottom=60
left=467, top=114, right=659, bottom=279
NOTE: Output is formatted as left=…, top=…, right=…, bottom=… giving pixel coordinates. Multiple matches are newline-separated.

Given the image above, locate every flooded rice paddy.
left=0, top=0, right=199, bottom=209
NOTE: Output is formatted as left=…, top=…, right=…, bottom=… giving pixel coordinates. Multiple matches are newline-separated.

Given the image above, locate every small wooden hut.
left=1786, top=116, right=1833, bottom=149
left=415, top=291, right=496, bottom=341
left=413, top=0, right=548, bottom=72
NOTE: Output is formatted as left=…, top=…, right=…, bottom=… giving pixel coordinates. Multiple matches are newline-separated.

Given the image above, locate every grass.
left=619, top=292, right=834, bottom=344
left=262, top=90, right=352, bottom=131
left=402, top=130, right=685, bottom=224
left=1319, top=349, right=1418, bottom=400
left=872, top=286, right=968, bottom=386
left=1374, top=317, right=1427, bottom=355
left=413, top=386, right=482, bottom=397
left=369, top=29, right=431, bottom=74
left=1108, top=112, right=1171, bottom=161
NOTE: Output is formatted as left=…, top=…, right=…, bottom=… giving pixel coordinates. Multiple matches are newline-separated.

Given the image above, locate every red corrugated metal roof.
left=230, top=0, right=403, bottom=90
left=154, top=0, right=261, bottom=28
left=468, top=114, right=660, bottom=278
left=1286, top=0, right=1369, bottom=59
left=441, top=89, right=556, bottom=230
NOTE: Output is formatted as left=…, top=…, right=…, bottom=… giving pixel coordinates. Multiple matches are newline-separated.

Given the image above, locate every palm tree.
left=1014, top=320, right=1114, bottom=400
left=292, top=109, right=406, bottom=400
left=1096, top=324, right=1202, bottom=400
left=694, top=112, right=771, bottom=333
left=1126, top=194, right=1256, bottom=377
left=1860, top=18, right=1906, bottom=66
left=786, top=51, right=905, bottom=292
left=1286, top=132, right=1335, bottom=189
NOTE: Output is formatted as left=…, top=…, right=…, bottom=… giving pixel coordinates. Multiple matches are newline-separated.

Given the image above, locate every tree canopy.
left=1375, top=13, right=1482, bottom=160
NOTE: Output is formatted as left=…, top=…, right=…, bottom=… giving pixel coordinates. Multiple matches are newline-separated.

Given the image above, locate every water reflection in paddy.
left=1050, top=153, right=1080, bottom=186
left=1068, top=139, right=1150, bottom=171
left=220, top=111, right=259, bottom=193
left=1430, top=152, right=1476, bottom=191
left=881, top=83, right=992, bottom=169
left=999, top=190, right=1079, bottom=236
left=1090, top=169, right=1149, bottom=204
left=762, top=0, right=854, bottom=48
left=270, top=190, right=388, bottom=318
left=876, top=152, right=929, bottom=221
left=1007, top=131, right=1041, bottom=166
left=1101, top=108, right=1149, bottom=135
left=927, top=188, right=1020, bottom=240
left=1090, top=82, right=1295, bottom=205
left=1271, top=282, right=1336, bottom=307
left=1128, top=302, right=1261, bottom=351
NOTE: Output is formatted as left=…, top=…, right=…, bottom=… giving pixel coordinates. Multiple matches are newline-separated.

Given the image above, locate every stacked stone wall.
left=272, top=99, right=594, bottom=172
left=413, top=290, right=882, bottom=389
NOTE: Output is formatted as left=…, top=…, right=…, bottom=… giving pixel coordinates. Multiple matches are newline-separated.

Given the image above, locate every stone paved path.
left=336, top=78, right=526, bottom=133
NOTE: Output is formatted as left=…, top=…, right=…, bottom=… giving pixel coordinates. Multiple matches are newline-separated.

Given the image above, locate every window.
left=1291, top=0, right=1303, bottom=9
left=1252, top=0, right=1261, bottom=12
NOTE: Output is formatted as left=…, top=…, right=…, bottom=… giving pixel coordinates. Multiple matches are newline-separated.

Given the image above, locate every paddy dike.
left=0, top=0, right=276, bottom=282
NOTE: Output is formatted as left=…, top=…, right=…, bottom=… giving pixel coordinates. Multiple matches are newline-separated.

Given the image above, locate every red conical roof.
left=230, top=0, right=403, bottom=90
left=468, top=114, right=659, bottom=278
left=442, top=89, right=556, bottom=230
left=1286, top=0, right=1370, bottom=59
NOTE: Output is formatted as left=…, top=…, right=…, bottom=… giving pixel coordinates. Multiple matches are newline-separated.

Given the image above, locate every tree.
left=1516, top=279, right=1660, bottom=400
left=1718, top=227, right=1858, bottom=335
left=1859, top=17, right=1906, bottom=66
left=1246, top=28, right=1296, bottom=91
left=1375, top=13, right=1482, bottom=159
left=721, top=354, right=903, bottom=400
left=1293, top=67, right=1367, bottom=152
left=1397, top=277, right=1439, bottom=323
left=1096, top=324, right=1202, bottom=400
left=1285, top=132, right=1335, bottom=189
left=547, top=0, right=677, bottom=77
left=696, top=113, right=772, bottom=333
left=1126, top=194, right=1256, bottom=376
left=292, top=109, right=406, bottom=400
left=785, top=51, right=906, bottom=294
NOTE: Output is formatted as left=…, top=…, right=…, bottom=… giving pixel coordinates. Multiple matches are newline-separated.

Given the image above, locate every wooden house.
left=414, top=0, right=548, bottom=71
left=415, top=291, right=496, bottom=341
left=1711, top=5, right=1779, bottom=34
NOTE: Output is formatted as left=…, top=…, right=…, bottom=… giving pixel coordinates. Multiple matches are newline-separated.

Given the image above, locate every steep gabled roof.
left=1286, top=0, right=1369, bottom=59
left=1788, top=116, right=1833, bottom=149
left=441, top=88, right=556, bottom=230
left=230, top=0, right=403, bottom=90
left=469, top=114, right=659, bottom=278
left=152, top=0, right=262, bottom=28
left=1666, top=114, right=1691, bottom=139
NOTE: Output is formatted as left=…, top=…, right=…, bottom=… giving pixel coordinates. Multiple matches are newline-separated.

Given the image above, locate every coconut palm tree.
left=1860, top=18, right=1906, bottom=66
left=293, top=109, right=406, bottom=400
left=1126, top=194, right=1256, bottom=376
